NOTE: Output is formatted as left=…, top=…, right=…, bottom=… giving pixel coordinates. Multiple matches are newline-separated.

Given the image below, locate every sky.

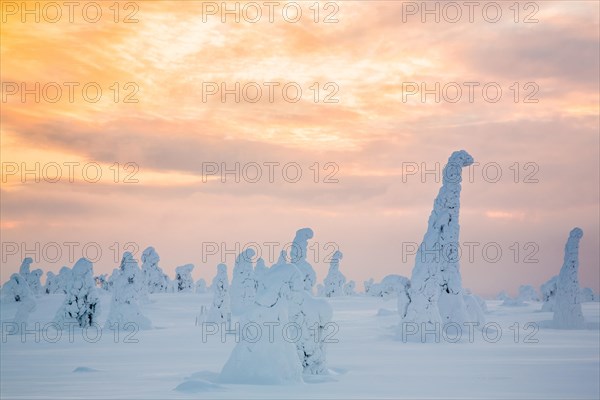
left=1, top=0, right=599, bottom=297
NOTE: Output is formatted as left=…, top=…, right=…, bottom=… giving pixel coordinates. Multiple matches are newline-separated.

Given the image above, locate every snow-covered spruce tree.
left=18, top=257, right=33, bottom=276
left=205, top=263, right=231, bottom=324
left=397, top=279, right=411, bottom=317
left=4, top=274, right=36, bottom=334
left=17, top=258, right=42, bottom=295
left=105, top=252, right=151, bottom=330
left=195, top=278, right=207, bottom=294
left=141, top=246, right=169, bottom=293
left=316, top=284, right=325, bottom=297
left=324, top=250, right=346, bottom=297
left=290, top=228, right=317, bottom=291
left=54, top=258, right=100, bottom=328
left=254, top=257, right=269, bottom=292
left=3, top=273, right=30, bottom=302
left=343, top=280, right=356, bottom=296
left=496, top=291, right=510, bottom=301
left=401, top=150, right=475, bottom=332
left=175, top=264, right=195, bottom=292
left=287, top=248, right=333, bottom=375
left=44, top=271, right=61, bottom=294
left=368, top=275, right=410, bottom=299
left=107, top=267, right=121, bottom=292
left=518, top=285, right=539, bottom=302
left=220, top=247, right=334, bottom=382
left=364, top=278, right=374, bottom=295
left=540, top=276, right=558, bottom=312
left=463, top=290, right=488, bottom=315
left=56, top=266, right=72, bottom=294
left=463, top=292, right=486, bottom=324
left=219, top=253, right=304, bottom=384
left=289, top=285, right=333, bottom=375
left=28, top=269, right=43, bottom=295
left=580, top=287, right=595, bottom=302
left=230, top=248, right=257, bottom=315
left=552, top=228, right=585, bottom=329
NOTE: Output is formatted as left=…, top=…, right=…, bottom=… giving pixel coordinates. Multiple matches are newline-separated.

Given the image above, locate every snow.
left=1, top=294, right=598, bottom=399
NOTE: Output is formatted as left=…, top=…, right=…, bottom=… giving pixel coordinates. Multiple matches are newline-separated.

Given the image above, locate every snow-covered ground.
left=1, top=293, right=599, bottom=399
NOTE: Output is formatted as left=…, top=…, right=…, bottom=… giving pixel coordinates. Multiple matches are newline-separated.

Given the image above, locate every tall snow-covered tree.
left=205, top=263, right=231, bottom=324
left=230, top=248, right=256, bottom=315
left=141, top=246, right=169, bottom=293
left=105, top=252, right=151, bottom=330
left=54, top=258, right=100, bottom=328
left=552, top=228, right=585, bottom=329
left=402, top=150, right=475, bottom=332
left=324, top=250, right=346, bottom=297
left=290, top=228, right=317, bottom=291
left=175, top=264, right=195, bottom=292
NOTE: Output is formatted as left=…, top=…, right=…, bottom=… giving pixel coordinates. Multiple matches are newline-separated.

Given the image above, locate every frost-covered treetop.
left=255, top=257, right=267, bottom=271
left=274, top=250, right=287, bottom=267
left=564, top=228, right=583, bottom=259
left=217, top=263, right=227, bottom=274
left=19, top=257, right=33, bottom=275
left=236, top=248, right=256, bottom=266
left=559, top=228, right=583, bottom=273
left=330, top=250, right=343, bottom=268
left=141, top=246, right=160, bottom=265
left=120, top=252, right=139, bottom=271
left=176, top=264, right=195, bottom=274
left=291, top=228, right=313, bottom=263
left=72, top=257, right=93, bottom=276
left=444, top=150, right=474, bottom=182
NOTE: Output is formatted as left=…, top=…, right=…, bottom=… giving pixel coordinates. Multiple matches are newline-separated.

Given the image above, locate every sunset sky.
left=1, top=0, right=599, bottom=297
